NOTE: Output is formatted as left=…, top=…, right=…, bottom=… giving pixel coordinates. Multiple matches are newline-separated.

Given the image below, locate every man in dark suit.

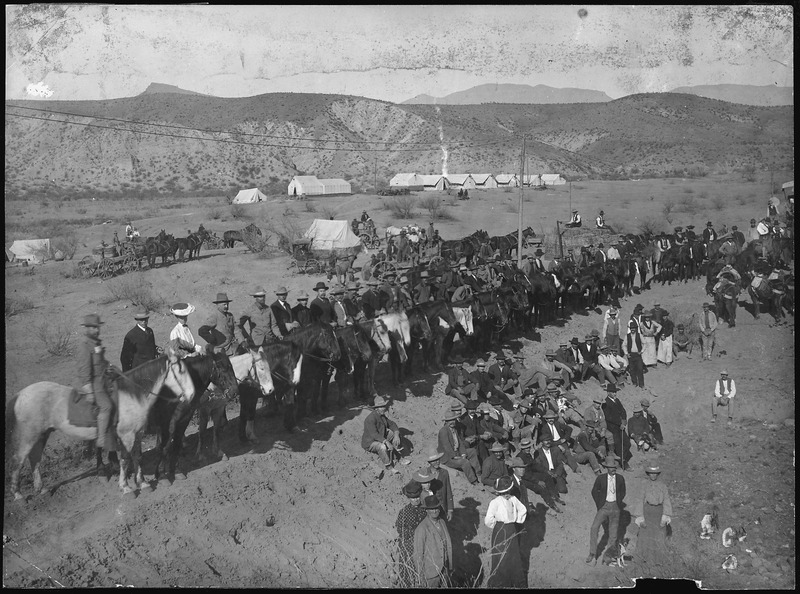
left=309, top=282, right=334, bottom=325
left=601, top=384, right=631, bottom=469
left=488, top=355, right=518, bottom=396
left=640, top=398, right=664, bottom=445
left=539, top=410, right=579, bottom=473
left=462, top=266, right=484, bottom=292
left=460, top=400, right=488, bottom=465
left=120, top=308, right=157, bottom=371
left=412, top=271, right=434, bottom=304
left=445, top=360, right=478, bottom=404
left=343, top=282, right=363, bottom=321
left=507, top=457, right=532, bottom=510
left=532, top=433, right=568, bottom=494
left=437, top=411, right=480, bottom=485
left=468, top=360, right=497, bottom=401
left=580, top=333, right=604, bottom=381
left=555, top=341, right=580, bottom=387
left=291, top=290, right=313, bottom=327
left=360, top=279, right=383, bottom=319
left=271, top=286, right=299, bottom=336
left=566, top=337, right=589, bottom=381
left=480, top=441, right=509, bottom=487
left=423, top=448, right=455, bottom=522
left=587, top=456, right=626, bottom=565
left=517, top=438, right=564, bottom=512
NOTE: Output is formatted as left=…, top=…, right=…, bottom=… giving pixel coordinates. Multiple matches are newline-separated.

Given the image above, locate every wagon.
left=79, top=250, right=139, bottom=279
left=289, top=238, right=324, bottom=274
left=359, top=230, right=382, bottom=249
left=202, top=231, right=226, bottom=250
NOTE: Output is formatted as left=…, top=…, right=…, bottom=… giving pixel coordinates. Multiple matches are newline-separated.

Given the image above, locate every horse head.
left=252, top=347, right=275, bottom=395
left=209, top=351, right=240, bottom=400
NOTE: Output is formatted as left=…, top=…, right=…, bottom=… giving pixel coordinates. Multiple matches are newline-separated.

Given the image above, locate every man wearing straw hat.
left=169, top=302, right=203, bottom=356
left=361, top=396, right=405, bottom=476
left=438, top=410, right=480, bottom=485
left=120, top=308, right=158, bottom=372
left=480, top=441, right=509, bottom=488
left=271, top=286, right=300, bottom=337
left=587, top=455, right=627, bottom=565
left=239, top=287, right=281, bottom=347
left=199, top=292, right=239, bottom=355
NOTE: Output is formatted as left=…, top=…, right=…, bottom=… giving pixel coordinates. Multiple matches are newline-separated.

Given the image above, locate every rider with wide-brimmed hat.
left=199, top=292, right=239, bottom=355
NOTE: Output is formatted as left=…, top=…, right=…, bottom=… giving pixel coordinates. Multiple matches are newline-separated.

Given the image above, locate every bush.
left=5, top=296, right=34, bottom=318
left=101, top=274, right=165, bottom=311
left=638, top=216, right=663, bottom=236
left=683, top=187, right=695, bottom=194
left=266, top=219, right=304, bottom=255
left=321, top=205, right=337, bottom=220
left=387, top=196, right=416, bottom=219
left=710, top=196, right=726, bottom=210
left=419, top=196, right=444, bottom=219
left=304, top=201, right=317, bottom=213
left=678, top=195, right=699, bottom=215
left=662, top=199, right=675, bottom=224
left=230, top=204, right=247, bottom=219
left=37, top=319, right=74, bottom=356
left=51, top=231, right=79, bottom=260
left=209, top=207, right=223, bottom=220
left=241, top=226, right=272, bottom=254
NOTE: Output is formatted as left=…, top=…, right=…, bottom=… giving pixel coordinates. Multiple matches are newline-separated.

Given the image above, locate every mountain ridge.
left=402, top=83, right=612, bottom=105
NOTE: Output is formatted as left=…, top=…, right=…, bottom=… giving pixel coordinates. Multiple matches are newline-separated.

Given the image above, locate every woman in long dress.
left=395, top=481, right=428, bottom=587
left=484, top=475, right=527, bottom=588
left=634, top=466, right=672, bottom=568
left=638, top=310, right=662, bottom=367
left=656, top=312, right=674, bottom=366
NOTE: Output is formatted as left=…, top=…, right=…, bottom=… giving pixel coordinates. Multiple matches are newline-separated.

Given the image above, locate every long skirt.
left=641, top=335, right=657, bottom=366
left=636, top=502, right=668, bottom=568
left=656, top=336, right=673, bottom=364
left=488, top=521, right=527, bottom=588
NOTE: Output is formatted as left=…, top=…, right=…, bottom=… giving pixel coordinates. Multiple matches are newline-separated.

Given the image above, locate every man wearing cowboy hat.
left=698, top=302, right=717, bottom=361
left=330, top=285, right=351, bottom=327
left=271, top=287, right=300, bottom=337
left=360, top=279, right=383, bottom=319
left=602, top=383, right=631, bottom=469
left=445, top=359, right=479, bottom=404
left=587, top=456, right=626, bottom=565
left=532, top=432, right=569, bottom=494
left=412, top=270, right=434, bottom=304
left=438, top=409, right=480, bottom=485
left=606, top=242, right=621, bottom=261
left=361, top=396, right=404, bottom=476
left=413, top=494, right=453, bottom=588
left=397, top=275, right=414, bottom=310
left=511, top=398, right=539, bottom=443
left=517, top=438, right=564, bottom=512
left=672, top=322, right=693, bottom=358
left=574, top=419, right=606, bottom=475
left=529, top=248, right=545, bottom=273
left=169, top=302, right=203, bottom=356
left=488, top=354, right=518, bottom=397
left=506, top=458, right=533, bottom=510
left=639, top=399, right=663, bottom=444
left=469, top=360, right=498, bottom=402
left=423, top=446, right=454, bottom=521
left=565, top=209, right=581, bottom=228
left=199, top=292, right=239, bottom=355
left=343, top=282, right=364, bottom=322
left=602, top=306, right=623, bottom=354
left=239, top=287, right=281, bottom=347
left=120, top=308, right=158, bottom=372
left=595, top=210, right=610, bottom=230
left=481, top=441, right=510, bottom=488
left=378, top=272, right=398, bottom=312
left=712, top=369, right=736, bottom=424
left=530, top=349, right=573, bottom=392
left=451, top=277, right=473, bottom=303
left=628, top=404, right=656, bottom=451
left=538, top=409, right=579, bottom=474
left=519, top=253, right=533, bottom=277
left=291, top=290, right=313, bottom=327
left=593, top=242, right=607, bottom=264
left=310, top=281, right=335, bottom=325
left=546, top=253, right=563, bottom=275
left=77, top=313, right=115, bottom=457
left=584, top=395, right=608, bottom=437
left=703, top=221, right=718, bottom=244
left=598, top=345, right=626, bottom=386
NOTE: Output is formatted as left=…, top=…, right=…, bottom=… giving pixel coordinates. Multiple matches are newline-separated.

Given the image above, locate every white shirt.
left=598, top=353, right=622, bottom=371
left=756, top=221, right=770, bottom=236
left=714, top=378, right=736, bottom=399
left=596, top=216, right=604, bottom=227
left=170, top=322, right=202, bottom=352
left=484, top=495, right=527, bottom=529
left=542, top=447, right=554, bottom=470
left=606, top=474, right=618, bottom=502
left=570, top=213, right=581, bottom=224
left=607, top=247, right=620, bottom=260
left=571, top=347, right=584, bottom=364
left=546, top=422, right=561, bottom=442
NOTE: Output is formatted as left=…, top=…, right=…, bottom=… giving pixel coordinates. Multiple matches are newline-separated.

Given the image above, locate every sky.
left=5, top=5, right=794, bottom=103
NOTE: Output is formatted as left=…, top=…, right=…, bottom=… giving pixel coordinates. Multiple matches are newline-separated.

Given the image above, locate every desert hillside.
left=5, top=91, right=793, bottom=199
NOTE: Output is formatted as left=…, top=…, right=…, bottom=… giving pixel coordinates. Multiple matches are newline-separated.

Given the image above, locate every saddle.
left=68, top=388, right=98, bottom=427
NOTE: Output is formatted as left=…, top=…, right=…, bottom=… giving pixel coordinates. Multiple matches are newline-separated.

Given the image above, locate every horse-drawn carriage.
left=79, top=241, right=147, bottom=279
left=289, top=238, right=324, bottom=274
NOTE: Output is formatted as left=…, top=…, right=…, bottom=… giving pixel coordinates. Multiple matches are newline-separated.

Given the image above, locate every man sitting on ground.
left=627, top=404, right=657, bottom=452
left=574, top=419, right=606, bottom=475
left=640, top=399, right=663, bottom=445
left=361, top=396, right=406, bottom=476
left=438, top=410, right=481, bottom=485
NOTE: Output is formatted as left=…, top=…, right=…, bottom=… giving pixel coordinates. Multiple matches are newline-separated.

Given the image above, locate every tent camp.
left=541, top=174, right=566, bottom=186
left=446, top=174, right=476, bottom=190
left=317, top=179, right=352, bottom=195
left=495, top=174, right=519, bottom=188
left=420, top=175, right=450, bottom=191
left=288, top=176, right=351, bottom=196
left=9, top=238, right=50, bottom=263
left=232, top=188, right=267, bottom=204
left=469, top=174, right=498, bottom=189
left=303, top=219, right=364, bottom=253
left=390, top=173, right=424, bottom=190
left=521, top=174, right=541, bottom=187
left=5, top=246, right=16, bottom=263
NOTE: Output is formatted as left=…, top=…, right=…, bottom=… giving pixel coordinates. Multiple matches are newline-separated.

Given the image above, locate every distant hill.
left=669, top=84, right=793, bottom=106
left=4, top=92, right=793, bottom=200
left=139, top=82, right=209, bottom=96
left=402, top=84, right=611, bottom=105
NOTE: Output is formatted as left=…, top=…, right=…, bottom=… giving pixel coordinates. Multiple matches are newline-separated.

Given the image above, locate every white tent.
left=521, top=174, right=541, bottom=187
left=541, top=174, right=566, bottom=185
left=288, top=176, right=325, bottom=196
left=495, top=174, right=519, bottom=188
left=303, top=219, right=363, bottom=252
left=469, top=174, right=498, bottom=189
left=232, top=188, right=267, bottom=204
left=420, top=175, right=450, bottom=191
left=390, top=173, right=424, bottom=190
left=317, top=178, right=352, bottom=195
left=445, top=174, right=476, bottom=190
left=9, top=238, right=50, bottom=263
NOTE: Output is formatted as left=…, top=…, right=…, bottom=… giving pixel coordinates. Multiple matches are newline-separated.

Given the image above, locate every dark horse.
left=410, top=300, right=458, bottom=371
left=440, top=230, right=488, bottom=267
left=176, top=226, right=209, bottom=261
left=400, top=306, right=433, bottom=381
left=489, top=226, right=536, bottom=259
left=145, top=230, right=178, bottom=267
left=284, top=322, right=342, bottom=422
left=223, top=223, right=262, bottom=249
left=333, top=324, right=374, bottom=404
left=150, top=351, right=239, bottom=483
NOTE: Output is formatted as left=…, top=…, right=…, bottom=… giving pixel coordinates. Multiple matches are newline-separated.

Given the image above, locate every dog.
left=604, top=538, right=630, bottom=567
left=700, top=507, right=720, bottom=539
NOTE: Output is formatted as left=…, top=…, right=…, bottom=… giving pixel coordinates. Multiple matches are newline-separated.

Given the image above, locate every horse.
left=408, top=300, right=458, bottom=371
left=376, top=311, right=412, bottom=386
left=712, top=278, right=740, bottom=328
left=149, top=351, right=239, bottom=483
left=489, top=227, right=535, bottom=259
left=223, top=223, right=262, bottom=249
left=195, top=348, right=275, bottom=460
left=472, top=290, right=510, bottom=351
left=526, top=271, right=558, bottom=328
left=401, top=306, right=433, bottom=381
left=9, top=354, right=196, bottom=500
left=176, top=226, right=208, bottom=261
left=145, top=230, right=178, bottom=267
left=332, top=325, right=373, bottom=405
left=358, top=318, right=393, bottom=399
left=242, top=341, right=304, bottom=435
left=442, top=297, right=483, bottom=361
left=747, top=275, right=786, bottom=322
left=284, top=322, right=342, bottom=421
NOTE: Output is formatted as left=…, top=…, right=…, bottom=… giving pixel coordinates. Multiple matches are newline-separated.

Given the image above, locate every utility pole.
left=569, top=180, right=572, bottom=221
left=374, top=156, right=378, bottom=192
left=518, top=135, right=525, bottom=266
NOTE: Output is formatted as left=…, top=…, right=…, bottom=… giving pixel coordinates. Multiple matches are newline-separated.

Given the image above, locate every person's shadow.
left=449, top=497, right=483, bottom=586
left=519, top=502, right=548, bottom=576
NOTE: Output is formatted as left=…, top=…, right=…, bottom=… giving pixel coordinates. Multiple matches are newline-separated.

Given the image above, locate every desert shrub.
left=241, top=226, right=272, bottom=254
left=735, top=194, right=749, bottom=206
left=162, top=202, right=184, bottom=210
left=662, top=199, right=675, bottom=224
left=283, top=205, right=297, bottom=217
left=37, top=319, right=74, bottom=356
left=230, top=204, right=247, bottom=219
left=76, top=207, right=88, bottom=214
left=683, top=187, right=695, bottom=194
left=739, top=164, right=757, bottom=182
left=266, top=219, right=304, bottom=255
left=699, top=190, right=709, bottom=200
left=51, top=231, right=79, bottom=260
left=304, top=200, right=317, bottom=213
left=320, top=205, right=337, bottom=220
left=101, top=274, right=165, bottom=311
left=506, top=201, right=519, bottom=214
left=710, top=196, right=726, bottom=210
left=5, top=296, right=34, bottom=318
left=620, top=198, right=631, bottom=208
left=209, top=207, right=223, bottom=220
left=387, top=196, right=416, bottom=219
left=419, top=196, right=444, bottom=219
left=678, top=195, right=699, bottom=215
left=637, top=216, right=663, bottom=236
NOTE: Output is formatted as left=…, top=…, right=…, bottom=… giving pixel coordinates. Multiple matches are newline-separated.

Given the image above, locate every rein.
left=115, top=360, right=190, bottom=402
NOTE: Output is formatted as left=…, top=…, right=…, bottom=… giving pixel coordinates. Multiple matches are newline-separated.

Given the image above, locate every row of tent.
left=389, top=173, right=566, bottom=191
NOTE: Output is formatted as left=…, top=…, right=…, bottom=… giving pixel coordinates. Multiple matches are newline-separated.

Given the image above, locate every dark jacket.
left=292, top=303, right=313, bottom=327
left=437, top=423, right=467, bottom=465
left=602, top=396, right=627, bottom=431
left=591, top=473, right=626, bottom=510
left=120, top=324, right=157, bottom=372
left=428, top=465, right=454, bottom=513
left=580, top=342, right=600, bottom=364
left=480, top=454, right=508, bottom=486
left=310, top=296, right=334, bottom=324
left=532, top=446, right=567, bottom=476
left=361, top=410, right=398, bottom=450
left=445, top=366, right=474, bottom=395
left=270, top=299, right=295, bottom=336
left=360, top=289, right=381, bottom=319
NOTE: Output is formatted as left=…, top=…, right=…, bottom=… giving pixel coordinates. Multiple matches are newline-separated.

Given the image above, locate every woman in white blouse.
left=169, top=303, right=203, bottom=357
left=484, top=476, right=527, bottom=587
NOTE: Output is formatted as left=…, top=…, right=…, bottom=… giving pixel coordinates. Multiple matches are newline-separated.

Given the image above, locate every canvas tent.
left=445, top=174, right=476, bottom=190
left=495, top=174, right=519, bottom=188
left=288, top=176, right=351, bottom=196
left=420, top=175, right=450, bottom=191
left=469, top=174, right=498, bottom=189
left=541, top=174, right=566, bottom=186
left=232, top=188, right=267, bottom=204
left=317, top=178, right=352, bottom=195
left=521, top=174, right=541, bottom=187
left=303, top=219, right=364, bottom=252
left=390, top=173, right=424, bottom=190
left=5, top=246, right=16, bottom=263
left=9, top=239, right=50, bottom=263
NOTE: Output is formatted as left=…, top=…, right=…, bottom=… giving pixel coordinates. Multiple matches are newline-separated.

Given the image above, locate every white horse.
left=9, top=354, right=195, bottom=499
left=450, top=306, right=475, bottom=336
left=376, top=311, right=411, bottom=363
left=197, top=348, right=276, bottom=458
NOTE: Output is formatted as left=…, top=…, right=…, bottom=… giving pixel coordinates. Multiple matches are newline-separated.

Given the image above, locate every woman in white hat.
left=169, top=302, right=202, bottom=356
left=484, top=475, right=527, bottom=587
left=634, top=466, right=672, bottom=565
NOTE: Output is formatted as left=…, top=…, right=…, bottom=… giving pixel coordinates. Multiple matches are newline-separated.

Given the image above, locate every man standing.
left=703, top=221, right=718, bottom=245
left=607, top=242, right=621, bottom=261
left=310, top=282, right=334, bottom=325
left=77, top=313, right=114, bottom=456
left=746, top=218, right=760, bottom=246
left=200, top=292, right=239, bottom=355
left=330, top=285, right=350, bottom=327
left=120, top=308, right=157, bottom=371
left=271, top=287, right=300, bottom=337
left=424, top=448, right=454, bottom=522
left=361, top=396, right=403, bottom=476
left=361, top=279, right=383, bottom=319
left=587, top=456, right=626, bottom=565
left=594, top=243, right=608, bottom=264
left=623, top=321, right=645, bottom=389
left=531, top=249, right=546, bottom=274
left=414, top=495, right=453, bottom=588
left=379, top=272, right=398, bottom=313
left=344, top=282, right=363, bottom=321
left=397, top=276, right=415, bottom=310
left=602, top=307, right=623, bottom=353
left=438, top=410, right=480, bottom=485
left=712, top=369, right=736, bottom=424
left=291, top=290, right=313, bottom=327
left=698, top=302, right=718, bottom=361
left=240, top=287, right=281, bottom=347
left=602, top=384, right=630, bottom=469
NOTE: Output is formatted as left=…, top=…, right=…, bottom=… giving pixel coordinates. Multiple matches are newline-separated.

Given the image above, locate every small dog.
left=700, top=508, right=720, bottom=539
left=604, top=538, right=630, bottom=567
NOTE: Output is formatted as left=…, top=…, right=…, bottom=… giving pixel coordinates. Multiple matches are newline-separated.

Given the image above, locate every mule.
left=243, top=342, right=303, bottom=435
left=332, top=325, right=373, bottom=405
left=358, top=318, right=392, bottom=399
left=223, top=223, right=262, bottom=249
left=284, top=322, right=342, bottom=421
left=376, top=312, right=412, bottom=386
left=748, top=276, right=785, bottom=322
left=9, top=355, right=195, bottom=499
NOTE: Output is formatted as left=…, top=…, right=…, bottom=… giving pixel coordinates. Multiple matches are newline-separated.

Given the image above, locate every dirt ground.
left=4, top=183, right=795, bottom=588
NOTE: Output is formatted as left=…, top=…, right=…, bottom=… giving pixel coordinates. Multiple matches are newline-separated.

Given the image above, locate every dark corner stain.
left=578, top=8, right=588, bottom=20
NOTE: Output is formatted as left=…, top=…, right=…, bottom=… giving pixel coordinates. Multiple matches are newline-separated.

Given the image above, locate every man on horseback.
left=77, top=313, right=115, bottom=456
left=120, top=308, right=158, bottom=372
left=200, top=293, right=239, bottom=355
left=292, top=290, right=313, bottom=327
left=239, top=287, right=282, bottom=347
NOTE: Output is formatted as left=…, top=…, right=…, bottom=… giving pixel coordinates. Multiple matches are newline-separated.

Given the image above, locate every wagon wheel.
left=370, top=237, right=382, bottom=249
left=359, top=233, right=373, bottom=247
left=98, top=259, right=115, bottom=280
left=122, top=253, right=138, bottom=273
left=373, top=261, right=397, bottom=280
left=79, top=256, right=96, bottom=278
left=304, top=259, right=321, bottom=274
